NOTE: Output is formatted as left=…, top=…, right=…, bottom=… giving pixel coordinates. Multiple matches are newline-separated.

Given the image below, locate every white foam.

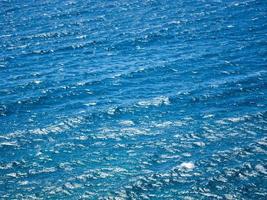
left=76, top=81, right=86, bottom=86
left=119, top=120, right=135, bottom=126
left=121, top=127, right=148, bottom=136
left=64, top=182, right=82, bottom=189
left=30, top=116, right=84, bottom=135
left=33, top=80, right=42, bottom=84
left=227, top=117, right=244, bottom=122
left=154, top=121, right=172, bottom=128
left=84, top=102, right=96, bottom=106
left=0, top=142, right=18, bottom=147
left=193, top=141, right=205, bottom=147
left=138, top=96, right=170, bottom=107
left=18, top=181, right=29, bottom=185
left=107, top=107, right=116, bottom=115
left=7, top=173, right=18, bottom=178
left=180, top=162, right=195, bottom=170
left=255, top=164, right=267, bottom=174
left=76, top=35, right=87, bottom=39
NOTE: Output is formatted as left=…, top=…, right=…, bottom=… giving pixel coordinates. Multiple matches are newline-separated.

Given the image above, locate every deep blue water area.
left=0, top=0, right=267, bottom=199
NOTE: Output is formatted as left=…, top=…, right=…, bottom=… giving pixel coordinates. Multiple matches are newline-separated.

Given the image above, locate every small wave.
left=179, top=162, right=195, bottom=170
left=137, top=96, right=170, bottom=107
left=30, top=116, right=84, bottom=135
left=0, top=141, right=19, bottom=148
left=119, top=120, right=135, bottom=126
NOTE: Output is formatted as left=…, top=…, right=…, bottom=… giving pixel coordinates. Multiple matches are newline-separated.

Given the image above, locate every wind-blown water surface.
left=0, top=0, right=267, bottom=199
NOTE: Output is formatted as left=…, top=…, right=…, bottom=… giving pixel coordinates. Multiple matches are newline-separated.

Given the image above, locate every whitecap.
left=138, top=96, right=170, bottom=107
left=121, top=127, right=148, bottom=136
left=7, top=173, right=18, bottom=178
left=18, top=181, right=29, bottom=185
left=33, top=80, right=42, bottom=84
left=64, top=182, right=82, bottom=189
left=255, top=164, right=267, bottom=174
left=227, top=117, right=245, bottom=122
left=84, top=102, right=96, bottom=106
left=193, top=141, right=205, bottom=147
left=30, top=116, right=84, bottom=135
left=173, top=121, right=184, bottom=126
left=107, top=107, right=117, bottom=115
left=0, top=142, right=18, bottom=147
left=180, top=162, right=195, bottom=170
left=119, top=120, right=135, bottom=126
left=154, top=121, right=172, bottom=128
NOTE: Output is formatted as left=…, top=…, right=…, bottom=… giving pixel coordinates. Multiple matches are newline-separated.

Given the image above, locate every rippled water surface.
left=1, top=0, right=267, bottom=199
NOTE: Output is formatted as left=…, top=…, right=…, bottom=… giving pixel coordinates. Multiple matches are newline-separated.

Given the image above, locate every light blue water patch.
left=0, top=0, right=267, bottom=199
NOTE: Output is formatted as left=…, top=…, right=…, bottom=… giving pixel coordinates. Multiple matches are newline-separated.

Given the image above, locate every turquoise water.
left=0, top=0, right=267, bottom=199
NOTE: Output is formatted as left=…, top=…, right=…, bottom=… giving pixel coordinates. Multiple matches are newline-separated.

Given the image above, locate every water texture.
left=0, top=0, right=267, bottom=199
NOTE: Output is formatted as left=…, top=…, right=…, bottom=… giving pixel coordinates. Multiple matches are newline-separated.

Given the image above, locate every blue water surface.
left=0, top=0, right=267, bottom=199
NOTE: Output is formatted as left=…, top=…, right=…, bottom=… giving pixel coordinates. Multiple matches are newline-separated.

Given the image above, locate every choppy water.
left=1, top=0, right=267, bottom=199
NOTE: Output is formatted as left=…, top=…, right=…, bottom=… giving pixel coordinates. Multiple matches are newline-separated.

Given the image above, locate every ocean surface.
left=0, top=0, right=267, bottom=199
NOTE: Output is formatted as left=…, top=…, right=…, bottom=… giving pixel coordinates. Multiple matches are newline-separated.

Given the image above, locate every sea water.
left=0, top=0, right=266, bottom=199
